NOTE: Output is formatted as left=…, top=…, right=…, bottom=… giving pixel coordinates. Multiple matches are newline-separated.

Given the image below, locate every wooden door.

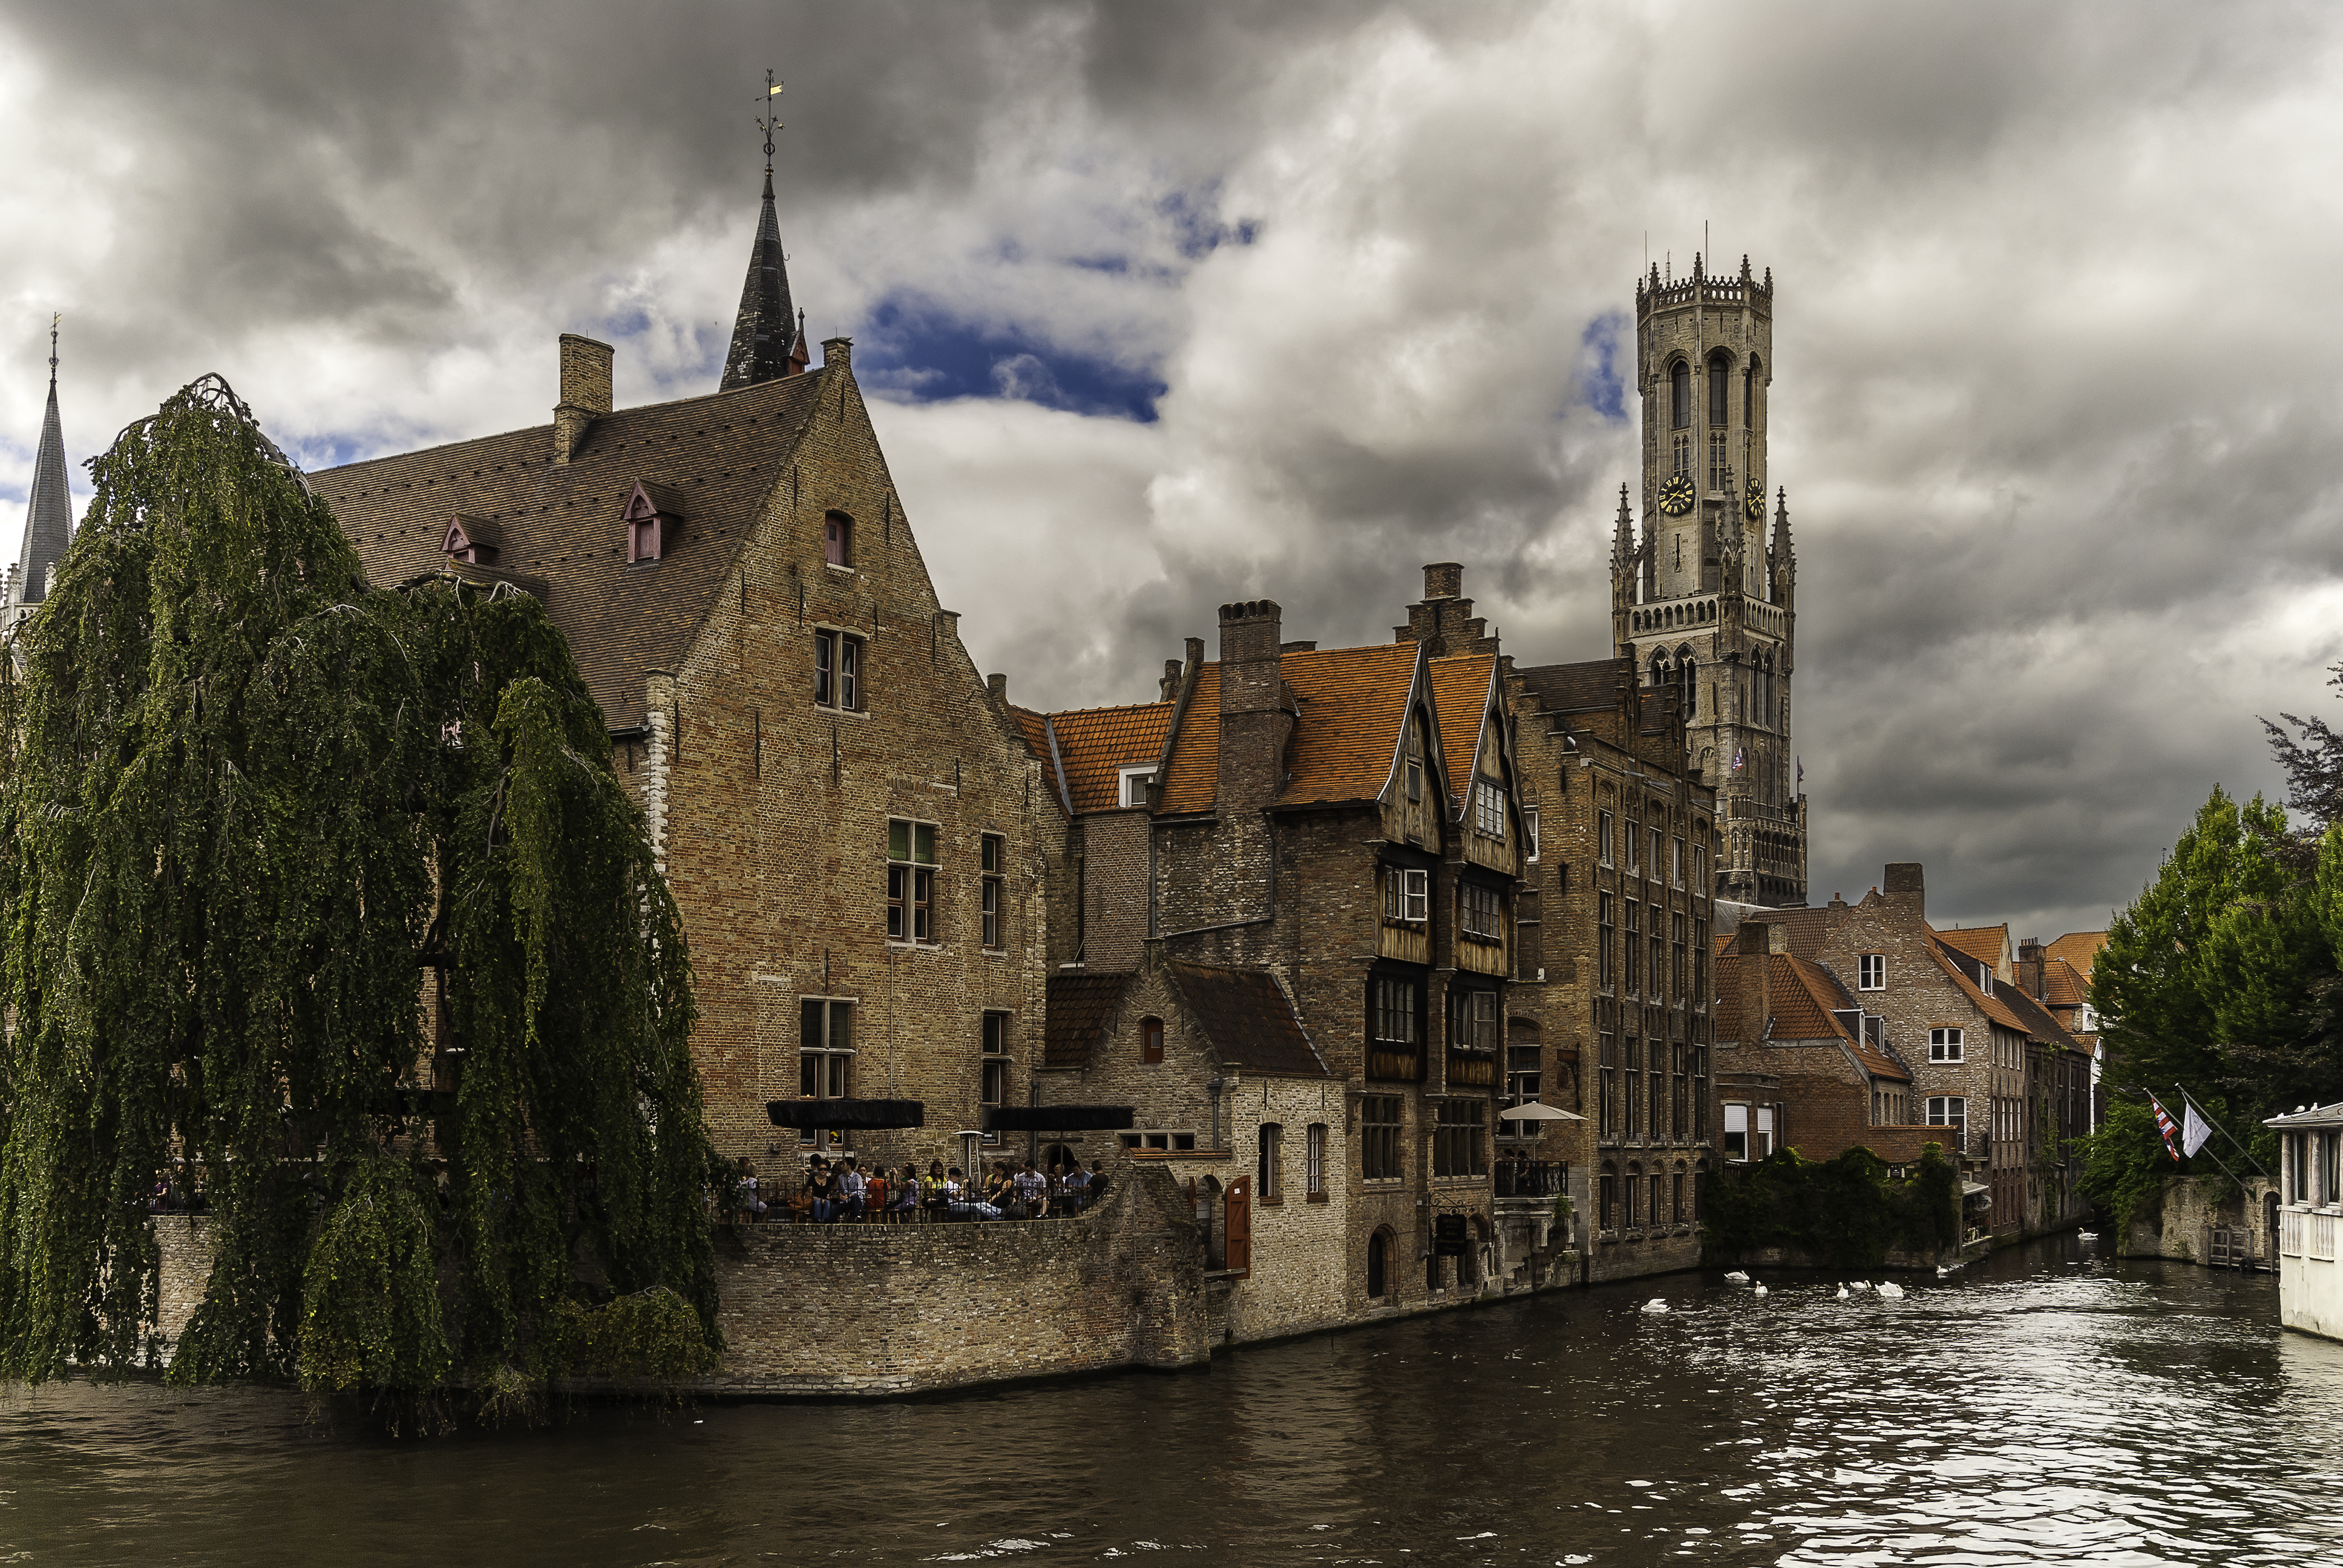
left=1224, top=1175, right=1251, bottom=1276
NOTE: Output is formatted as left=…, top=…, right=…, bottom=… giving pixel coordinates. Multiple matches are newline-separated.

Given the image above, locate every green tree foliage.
left=1703, top=1145, right=1961, bottom=1268
left=2094, top=786, right=2343, bottom=1130
left=0, top=376, right=720, bottom=1400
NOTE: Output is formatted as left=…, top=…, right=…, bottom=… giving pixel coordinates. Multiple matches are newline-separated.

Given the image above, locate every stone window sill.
left=1306, top=1192, right=1329, bottom=1204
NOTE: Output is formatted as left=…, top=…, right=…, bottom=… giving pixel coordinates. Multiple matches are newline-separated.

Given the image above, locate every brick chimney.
left=1882, top=863, right=1925, bottom=923
left=2017, top=937, right=2045, bottom=1001
left=1217, top=599, right=1291, bottom=812
left=1395, top=562, right=1498, bottom=656
left=1159, top=659, right=1183, bottom=701
left=554, top=334, right=614, bottom=465
left=1734, top=922, right=1778, bottom=1042
left=987, top=673, right=1008, bottom=711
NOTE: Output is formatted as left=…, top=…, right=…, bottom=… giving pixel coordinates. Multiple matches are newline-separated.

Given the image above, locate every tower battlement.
left=1636, top=254, right=1774, bottom=321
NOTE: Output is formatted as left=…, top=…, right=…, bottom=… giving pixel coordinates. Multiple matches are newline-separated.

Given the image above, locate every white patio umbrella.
left=1498, top=1102, right=1585, bottom=1123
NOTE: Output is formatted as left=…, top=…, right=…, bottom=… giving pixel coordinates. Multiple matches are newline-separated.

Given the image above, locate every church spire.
left=12, top=315, right=73, bottom=611
left=719, top=71, right=800, bottom=393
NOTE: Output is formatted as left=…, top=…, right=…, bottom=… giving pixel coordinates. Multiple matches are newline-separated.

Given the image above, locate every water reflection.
left=4, top=1235, right=2339, bottom=1566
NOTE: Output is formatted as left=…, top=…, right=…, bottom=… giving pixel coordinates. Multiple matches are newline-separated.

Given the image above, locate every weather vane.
left=758, top=71, right=783, bottom=174
left=49, top=312, right=58, bottom=382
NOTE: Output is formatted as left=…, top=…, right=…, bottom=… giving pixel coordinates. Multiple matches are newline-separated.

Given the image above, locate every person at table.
left=802, top=1156, right=835, bottom=1223
left=1012, top=1160, right=1048, bottom=1218
left=920, top=1160, right=948, bottom=1219
left=946, top=1166, right=1000, bottom=1220
left=836, top=1158, right=868, bottom=1222
left=735, top=1157, right=768, bottom=1222
left=1065, top=1162, right=1092, bottom=1210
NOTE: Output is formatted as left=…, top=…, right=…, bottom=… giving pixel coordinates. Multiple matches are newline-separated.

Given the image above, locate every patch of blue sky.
left=1579, top=311, right=1628, bottom=423
left=855, top=292, right=1166, bottom=423
left=1158, top=184, right=1260, bottom=260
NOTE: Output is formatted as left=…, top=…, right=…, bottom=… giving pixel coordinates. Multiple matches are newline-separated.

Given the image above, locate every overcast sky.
left=4, top=0, right=2340, bottom=941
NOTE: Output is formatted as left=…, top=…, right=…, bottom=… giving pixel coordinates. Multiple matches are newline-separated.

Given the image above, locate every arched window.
left=1367, top=1227, right=1391, bottom=1299
left=1650, top=652, right=1670, bottom=690
left=1708, top=351, right=1730, bottom=427
left=1599, top=1163, right=1617, bottom=1230
left=824, top=511, right=854, bottom=568
left=1679, top=652, right=1697, bottom=720
left=1670, top=360, right=1691, bottom=430
left=1139, top=1016, right=1164, bottom=1064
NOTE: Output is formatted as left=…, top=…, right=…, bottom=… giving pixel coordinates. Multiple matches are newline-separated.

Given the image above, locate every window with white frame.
left=1672, top=837, right=1685, bottom=888
left=1627, top=819, right=1640, bottom=874
left=1858, top=954, right=1885, bottom=990
left=1474, top=780, right=1507, bottom=838
left=1305, top=1123, right=1328, bottom=1198
left=1524, top=806, right=1540, bottom=862
left=1927, top=1096, right=1967, bottom=1132
left=814, top=627, right=864, bottom=711
left=1930, top=1027, right=1964, bottom=1063
left=1724, top=1102, right=1749, bottom=1161
left=1117, top=767, right=1156, bottom=808
left=1383, top=866, right=1430, bottom=924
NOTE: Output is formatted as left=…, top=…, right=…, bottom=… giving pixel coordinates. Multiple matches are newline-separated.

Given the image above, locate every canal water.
left=4, top=1235, right=2339, bottom=1566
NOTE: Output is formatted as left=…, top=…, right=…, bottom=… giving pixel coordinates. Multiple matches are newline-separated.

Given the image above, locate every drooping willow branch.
left=0, top=375, right=721, bottom=1398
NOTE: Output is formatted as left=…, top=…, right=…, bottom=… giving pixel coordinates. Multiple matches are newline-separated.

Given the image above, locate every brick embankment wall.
left=154, top=1215, right=215, bottom=1347
left=701, top=1161, right=1208, bottom=1395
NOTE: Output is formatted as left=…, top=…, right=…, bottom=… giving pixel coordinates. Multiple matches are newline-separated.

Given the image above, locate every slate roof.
left=13, top=365, right=72, bottom=604
left=1514, top=657, right=1631, bottom=715
left=1154, top=642, right=1425, bottom=815
left=316, top=370, right=825, bottom=732
left=1044, top=701, right=1177, bottom=814
left=1982, top=972, right=2079, bottom=1050
left=1043, top=973, right=1133, bottom=1071
left=719, top=166, right=800, bottom=392
left=1936, top=925, right=2009, bottom=971
left=1429, top=653, right=1496, bottom=813
left=1734, top=905, right=1846, bottom=960
left=1925, top=942, right=2037, bottom=1037
left=1167, top=962, right=1328, bottom=1077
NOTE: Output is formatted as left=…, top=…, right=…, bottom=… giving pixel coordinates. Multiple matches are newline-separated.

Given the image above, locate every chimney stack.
left=987, top=673, right=1008, bottom=711
left=1423, top=561, right=1463, bottom=601
left=1735, top=922, right=1775, bottom=1043
left=2017, top=937, right=2045, bottom=1001
left=1882, top=863, right=1925, bottom=923
left=554, top=333, right=614, bottom=465
left=1217, top=599, right=1291, bottom=812
left=1159, top=659, right=1183, bottom=702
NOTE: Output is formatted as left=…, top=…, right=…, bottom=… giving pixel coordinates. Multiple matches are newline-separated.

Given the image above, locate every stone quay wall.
left=2120, top=1174, right=2281, bottom=1267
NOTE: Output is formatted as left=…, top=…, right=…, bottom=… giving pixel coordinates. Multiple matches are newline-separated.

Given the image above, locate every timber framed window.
left=1671, top=913, right=1687, bottom=1004
left=798, top=998, right=855, bottom=1146
left=1600, top=1168, right=1617, bottom=1230
left=1433, top=1100, right=1488, bottom=1178
left=1407, top=759, right=1423, bottom=803
left=1473, top=780, right=1507, bottom=839
left=1859, top=954, right=1886, bottom=991
left=1693, top=842, right=1706, bottom=889
left=1505, top=1044, right=1542, bottom=1120
left=1362, top=1095, right=1404, bottom=1180
left=1930, top=1027, right=1965, bottom=1063
left=1693, top=1043, right=1709, bottom=1140
left=1448, top=987, right=1499, bottom=1051
left=1627, top=820, right=1640, bottom=875
left=980, top=834, right=1004, bottom=949
left=1384, top=866, right=1430, bottom=924
left=980, top=1011, right=1010, bottom=1143
left=1459, top=881, right=1502, bottom=942
left=886, top=819, right=938, bottom=944
left=1369, top=973, right=1424, bottom=1080
left=814, top=627, right=864, bottom=711
left=1672, top=1042, right=1688, bottom=1137
left=1694, top=919, right=1709, bottom=1007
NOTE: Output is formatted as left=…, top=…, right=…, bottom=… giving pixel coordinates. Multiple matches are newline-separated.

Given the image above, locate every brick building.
left=320, top=171, right=1052, bottom=1193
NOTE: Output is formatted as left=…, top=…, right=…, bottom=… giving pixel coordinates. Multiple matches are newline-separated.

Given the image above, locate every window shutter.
left=1224, top=1175, right=1251, bottom=1276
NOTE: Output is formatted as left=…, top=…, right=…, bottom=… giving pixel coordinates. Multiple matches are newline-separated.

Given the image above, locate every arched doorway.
left=1367, top=1229, right=1390, bottom=1301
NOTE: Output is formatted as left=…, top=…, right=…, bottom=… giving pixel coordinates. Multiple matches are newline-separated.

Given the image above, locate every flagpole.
left=2174, top=1085, right=2270, bottom=1177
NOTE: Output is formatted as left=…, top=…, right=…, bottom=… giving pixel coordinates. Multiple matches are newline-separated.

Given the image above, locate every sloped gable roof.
left=1154, top=642, right=1426, bottom=815
left=1043, top=701, right=1177, bottom=814
left=1043, top=973, right=1133, bottom=1071
left=1167, top=962, right=1328, bottom=1077
left=1936, top=924, right=2010, bottom=972
left=1428, top=653, right=1497, bottom=815
left=1514, top=657, right=1631, bottom=715
left=2040, top=956, right=2091, bottom=1010
left=1736, top=905, right=1846, bottom=960
left=1719, top=953, right=1909, bottom=1081
left=1926, top=943, right=2036, bottom=1036
left=2047, top=930, right=2108, bottom=978
left=319, top=370, right=826, bottom=731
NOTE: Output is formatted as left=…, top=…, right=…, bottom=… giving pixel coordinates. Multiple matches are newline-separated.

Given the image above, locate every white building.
left=2269, top=1102, right=2343, bottom=1340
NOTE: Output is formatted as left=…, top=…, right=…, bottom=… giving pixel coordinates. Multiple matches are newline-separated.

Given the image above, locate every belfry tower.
left=1611, top=254, right=1806, bottom=907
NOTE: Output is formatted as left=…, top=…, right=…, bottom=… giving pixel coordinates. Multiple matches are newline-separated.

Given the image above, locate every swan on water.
left=1642, top=1298, right=1670, bottom=1315
left=1835, top=1284, right=1850, bottom=1299
left=1849, top=1280, right=1871, bottom=1293
left=1724, top=1270, right=1751, bottom=1284
left=1876, top=1281, right=1906, bottom=1299
left=2078, top=1232, right=2099, bottom=1241
left=1752, top=1281, right=1768, bottom=1298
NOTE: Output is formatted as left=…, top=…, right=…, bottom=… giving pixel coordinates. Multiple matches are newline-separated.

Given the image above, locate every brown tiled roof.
left=2040, top=956, right=2090, bottom=1009
left=1154, top=642, right=1424, bottom=815
left=1719, top=953, right=1909, bottom=1082
left=1735, top=905, right=1845, bottom=960
left=318, top=371, right=827, bottom=731
left=2047, top=931, right=2108, bottom=978
left=1936, top=925, right=2009, bottom=970
left=1428, top=653, right=1495, bottom=812
left=1983, top=972, right=2079, bottom=1050
left=1167, top=962, right=1328, bottom=1077
left=1006, top=705, right=1053, bottom=765
left=1514, top=657, right=1631, bottom=715
left=1041, top=701, right=1176, bottom=815
left=1925, top=944, right=2036, bottom=1037
left=1043, top=973, right=1133, bottom=1071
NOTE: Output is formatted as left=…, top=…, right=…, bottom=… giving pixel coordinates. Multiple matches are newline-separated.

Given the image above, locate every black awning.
left=981, top=1104, right=1136, bottom=1134
left=765, top=1098, right=926, bottom=1131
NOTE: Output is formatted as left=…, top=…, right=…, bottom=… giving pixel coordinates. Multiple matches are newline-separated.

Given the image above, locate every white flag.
left=2182, top=1102, right=2213, bottom=1158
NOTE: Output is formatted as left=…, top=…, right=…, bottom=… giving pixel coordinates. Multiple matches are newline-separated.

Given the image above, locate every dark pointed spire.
left=1772, top=485, right=1793, bottom=555
left=1611, top=483, right=1634, bottom=568
left=719, top=71, right=799, bottom=393
left=14, top=316, right=73, bottom=606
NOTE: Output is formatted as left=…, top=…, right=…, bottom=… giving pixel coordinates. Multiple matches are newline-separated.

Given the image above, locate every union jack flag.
left=2149, top=1095, right=2183, bottom=1163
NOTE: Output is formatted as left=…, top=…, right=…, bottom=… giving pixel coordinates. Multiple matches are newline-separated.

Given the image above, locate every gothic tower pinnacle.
left=8, top=315, right=74, bottom=627
left=719, top=71, right=801, bottom=393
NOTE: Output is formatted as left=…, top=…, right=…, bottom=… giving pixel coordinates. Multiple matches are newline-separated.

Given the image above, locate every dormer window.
left=1117, top=767, right=1156, bottom=808
left=622, top=481, right=686, bottom=564
left=824, top=511, right=854, bottom=569
left=444, top=515, right=499, bottom=565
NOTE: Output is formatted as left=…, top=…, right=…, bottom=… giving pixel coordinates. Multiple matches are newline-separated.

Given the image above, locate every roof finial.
left=758, top=70, right=783, bottom=194
left=48, top=313, right=57, bottom=386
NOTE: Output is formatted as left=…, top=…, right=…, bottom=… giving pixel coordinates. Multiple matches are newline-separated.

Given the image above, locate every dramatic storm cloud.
left=3, top=0, right=2340, bottom=939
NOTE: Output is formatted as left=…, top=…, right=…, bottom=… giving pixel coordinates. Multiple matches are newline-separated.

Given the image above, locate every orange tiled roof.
left=1042, top=701, right=1176, bottom=814
left=1429, top=653, right=1496, bottom=814
left=1155, top=642, right=1424, bottom=815
left=2047, top=931, right=2108, bottom=978
left=1007, top=705, right=1054, bottom=765
left=2040, top=956, right=2090, bottom=1009
left=1936, top=925, right=2009, bottom=970
left=1719, top=953, right=1909, bottom=1081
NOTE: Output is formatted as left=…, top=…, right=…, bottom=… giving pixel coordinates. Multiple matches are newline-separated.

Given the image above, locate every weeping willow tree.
left=0, top=375, right=721, bottom=1406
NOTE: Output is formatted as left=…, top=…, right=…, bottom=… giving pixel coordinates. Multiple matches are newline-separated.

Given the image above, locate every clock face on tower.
left=1659, top=474, right=1696, bottom=517
left=1745, top=480, right=1766, bottom=521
